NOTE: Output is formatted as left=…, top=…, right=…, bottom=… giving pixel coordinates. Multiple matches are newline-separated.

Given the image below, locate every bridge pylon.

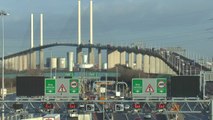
left=30, top=13, right=36, bottom=69
left=88, top=0, right=95, bottom=65
left=89, top=48, right=95, bottom=64
left=39, top=13, right=44, bottom=70
left=77, top=47, right=83, bottom=65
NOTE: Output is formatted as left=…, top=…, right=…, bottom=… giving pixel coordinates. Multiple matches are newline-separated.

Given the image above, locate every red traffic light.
left=67, top=103, right=77, bottom=109
left=133, top=103, right=141, bottom=109
left=157, top=103, right=166, bottom=109
left=43, top=103, right=54, bottom=109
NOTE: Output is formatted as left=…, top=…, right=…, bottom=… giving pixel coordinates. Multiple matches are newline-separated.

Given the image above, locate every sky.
left=0, top=0, right=213, bottom=60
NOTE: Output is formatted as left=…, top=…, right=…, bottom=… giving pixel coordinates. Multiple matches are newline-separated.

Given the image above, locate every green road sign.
left=157, top=79, right=167, bottom=93
left=45, top=79, right=56, bottom=94
left=88, top=72, right=97, bottom=77
left=64, top=72, right=74, bottom=77
left=70, top=79, right=79, bottom=94
left=132, top=79, right=143, bottom=94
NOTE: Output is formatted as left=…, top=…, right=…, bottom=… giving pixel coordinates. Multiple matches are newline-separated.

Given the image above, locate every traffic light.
left=67, top=103, right=77, bottom=109
left=157, top=103, right=166, bottom=109
left=43, top=103, right=54, bottom=109
left=86, top=104, right=95, bottom=112
left=115, top=104, right=124, bottom=112
left=133, top=103, right=142, bottom=109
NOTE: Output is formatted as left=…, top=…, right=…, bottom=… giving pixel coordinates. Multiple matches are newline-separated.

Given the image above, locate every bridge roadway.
left=1, top=42, right=161, bottom=59
left=0, top=42, right=211, bottom=75
left=172, top=52, right=210, bottom=71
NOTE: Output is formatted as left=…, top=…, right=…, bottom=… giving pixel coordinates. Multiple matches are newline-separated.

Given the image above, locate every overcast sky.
left=1, top=0, right=213, bottom=59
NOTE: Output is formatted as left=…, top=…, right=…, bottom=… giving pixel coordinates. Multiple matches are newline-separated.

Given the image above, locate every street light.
left=0, top=10, right=9, bottom=120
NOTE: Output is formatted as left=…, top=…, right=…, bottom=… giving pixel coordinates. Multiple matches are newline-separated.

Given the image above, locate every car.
left=120, top=96, right=124, bottom=99
left=144, top=113, right=152, bottom=119
left=110, top=95, right=115, bottom=99
left=79, top=104, right=85, bottom=108
left=124, top=104, right=130, bottom=110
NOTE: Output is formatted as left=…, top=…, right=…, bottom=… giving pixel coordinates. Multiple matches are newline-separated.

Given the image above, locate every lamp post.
left=0, top=10, right=9, bottom=120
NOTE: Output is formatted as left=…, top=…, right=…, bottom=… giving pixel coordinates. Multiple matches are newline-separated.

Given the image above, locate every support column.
left=77, top=47, right=83, bottom=64
left=107, top=50, right=120, bottom=69
left=77, top=47, right=82, bottom=65
left=30, top=52, right=36, bottom=69
left=120, top=51, right=126, bottom=65
left=6, top=58, right=9, bottom=70
left=143, top=55, right=150, bottom=73
left=39, top=51, right=44, bottom=70
left=9, top=58, right=12, bottom=70
left=33, top=53, right=36, bottom=69
left=88, top=48, right=94, bottom=64
left=128, top=52, right=135, bottom=69
left=6, top=58, right=11, bottom=70
left=12, top=57, right=15, bottom=70
left=166, top=65, right=170, bottom=74
left=4, top=59, right=10, bottom=70
left=27, top=53, right=31, bottom=70
left=155, top=57, right=160, bottom=74
left=163, top=62, right=168, bottom=74
left=169, top=67, right=173, bottom=75
left=98, top=49, right=102, bottom=70
left=67, top=52, right=74, bottom=72
left=160, top=59, right=164, bottom=74
left=136, top=53, right=142, bottom=70
left=150, top=56, right=156, bottom=74
left=23, top=55, right=27, bottom=70
left=14, top=56, right=18, bottom=71
left=5, top=59, right=9, bottom=70
left=114, top=50, right=120, bottom=66
left=107, top=50, right=113, bottom=69
left=18, top=56, right=23, bottom=71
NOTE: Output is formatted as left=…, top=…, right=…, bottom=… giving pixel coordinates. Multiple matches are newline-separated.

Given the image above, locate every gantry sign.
left=45, top=78, right=79, bottom=98
left=132, top=78, right=167, bottom=99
